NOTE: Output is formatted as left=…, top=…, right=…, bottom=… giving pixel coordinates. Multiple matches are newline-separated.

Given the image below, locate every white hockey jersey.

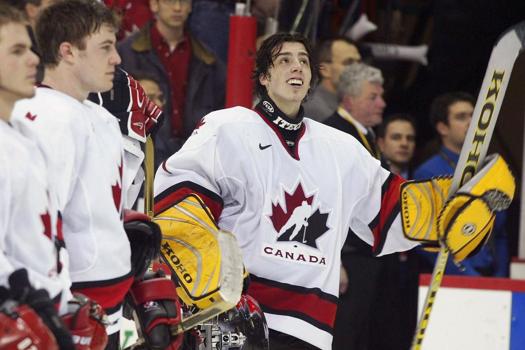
left=154, top=106, right=418, bottom=350
left=12, top=88, right=132, bottom=332
left=0, top=120, right=71, bottom=313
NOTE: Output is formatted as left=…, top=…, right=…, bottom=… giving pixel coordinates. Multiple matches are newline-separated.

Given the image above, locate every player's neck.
left=0, top=94, right=16, bottom=122
left=43, top=68, right=88, bottom=102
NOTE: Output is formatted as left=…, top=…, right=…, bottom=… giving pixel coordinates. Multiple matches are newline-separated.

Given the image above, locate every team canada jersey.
left=12, top=87, right=132, bottom=333
left=0, top=120, right=71, bottom=313
left=154, top=106, right=418, bottom=350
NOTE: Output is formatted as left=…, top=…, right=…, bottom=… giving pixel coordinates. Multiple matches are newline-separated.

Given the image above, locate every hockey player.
left=0, top=4, right=109, bottom=350
left=153, top=33, right=514, bottom=350
left=10, top=1, right=132, bottom=348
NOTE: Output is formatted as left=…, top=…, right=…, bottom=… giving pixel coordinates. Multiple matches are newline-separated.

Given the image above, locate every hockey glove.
left=88, top=68, right=163, bottom=142
left=8, top=268, right=75, bottom=350
left=124, top=209, right=162, bottom=280
left=61, top=293, right=109, bottom=350
left=401, top=154, right=515, bottom=262
left=126, top=270, right=183, bottom=350
left=0, top=297, right=59, bottom=350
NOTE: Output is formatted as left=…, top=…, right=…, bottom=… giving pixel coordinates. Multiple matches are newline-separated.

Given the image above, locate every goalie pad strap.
left=130, top=278, right=179, bottom=304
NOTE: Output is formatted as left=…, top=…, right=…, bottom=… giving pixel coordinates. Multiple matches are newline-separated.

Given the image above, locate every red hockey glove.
left=7, top=269, right=75, bottom=350
left=88, top=68, right=163, bottom=142
left=61, top=294, right=109, bottom=350
left=0, top=290, right=59, bottom=350
left=126, top=270, right=183, bottom=350
left=124, top=209, right=162, bottom=280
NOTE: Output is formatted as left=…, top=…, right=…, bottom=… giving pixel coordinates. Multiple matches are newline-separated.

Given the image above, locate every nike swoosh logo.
left=259, top=143, right=272, bottom=150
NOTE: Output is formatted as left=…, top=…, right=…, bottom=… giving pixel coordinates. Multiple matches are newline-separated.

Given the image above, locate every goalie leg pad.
left=154, top=195, right=243, bottom=314
left=127, top=272, right=183, bottom=350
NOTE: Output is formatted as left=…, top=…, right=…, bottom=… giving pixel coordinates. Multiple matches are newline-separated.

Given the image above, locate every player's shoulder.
left=193, top=106, right=260, bottom=134
left=305, top=118, right=362, bottom=148
left=13, top=88, right=86, bottom=124
left=0, top=121, right=32, bottom=168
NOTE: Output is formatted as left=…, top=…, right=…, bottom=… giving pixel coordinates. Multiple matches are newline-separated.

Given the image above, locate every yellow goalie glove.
left=401, top=154, right=515, bottom=262
left=153, top=195, right=244, bottom=331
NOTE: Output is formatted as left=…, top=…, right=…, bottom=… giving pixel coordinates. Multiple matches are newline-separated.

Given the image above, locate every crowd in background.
left=5, top=1, right=525, bottom=349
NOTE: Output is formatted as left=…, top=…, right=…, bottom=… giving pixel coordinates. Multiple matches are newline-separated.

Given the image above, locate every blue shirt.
left=413, top=146, right=508, bottom=277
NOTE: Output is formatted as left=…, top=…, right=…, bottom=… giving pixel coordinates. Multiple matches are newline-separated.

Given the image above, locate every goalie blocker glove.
left=400, top=154, right=515, bottom=262
left=88, top=68, right=163, bottom=142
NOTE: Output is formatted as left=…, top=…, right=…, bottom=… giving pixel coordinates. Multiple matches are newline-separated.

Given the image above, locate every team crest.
left=269, top=182, right=329, bottom=249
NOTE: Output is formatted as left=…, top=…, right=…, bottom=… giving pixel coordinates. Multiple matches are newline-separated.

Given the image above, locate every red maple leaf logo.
left=269, top=183, right=314, bottom=233
left=41, top=212, right=52, bottom=239
left=112, top=157, right=123, bottom=213
left=25, top=112, right=37, bottom=121
left=195, top=118, right=206, bottom=130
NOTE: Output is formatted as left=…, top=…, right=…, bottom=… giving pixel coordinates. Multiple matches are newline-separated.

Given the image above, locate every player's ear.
left=58, top=42, right=76, bottom=64
left=259, top=73, right=270, bottom=87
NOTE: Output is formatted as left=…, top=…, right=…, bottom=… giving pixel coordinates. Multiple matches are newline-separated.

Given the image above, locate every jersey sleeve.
left=0, top=152, right=15, bottom=285
left=154, top=114, right=224, bottom=220
left=348, top=144, right=418, bottom=255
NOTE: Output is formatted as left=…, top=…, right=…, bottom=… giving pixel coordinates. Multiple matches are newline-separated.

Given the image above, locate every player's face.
left=259, top=42, right=312, bottom=116
left=378, top=120, right=416, bottom=168
left=76, top=24, right=121, bottom=94
left=151, top=0, right=192, bottom=30
left=344, top=81, right=385, bottom=127
left=327, top=40, right=361, bottom=86
left=0, top=23, right=39, bottom=103
left=439, top=100, right=473, bottom=152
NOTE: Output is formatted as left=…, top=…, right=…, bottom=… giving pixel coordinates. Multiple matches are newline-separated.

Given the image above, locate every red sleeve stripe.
left=369, top=174, right=405, bottom=253
left=71, top=273, right=134, bottom=309
left=154, top=181, right=223, bottom=220
left=247, top=274, right=337, bottom=333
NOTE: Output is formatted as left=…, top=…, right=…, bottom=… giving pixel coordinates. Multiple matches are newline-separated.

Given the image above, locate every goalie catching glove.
left=401, top=154, right=515, bottom=262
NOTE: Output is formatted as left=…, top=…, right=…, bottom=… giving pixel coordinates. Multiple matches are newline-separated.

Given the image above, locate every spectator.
left=303, top=37, right=361, bottom=122
left=188, top=0, right=235, bottom=63
left=375, top=113, right=419, bottom=350
left=377, top=113, right=417, bottom=178
left=414, top=91, right=509, bottom=277
left=118, top=0, right=226, bottom=166
left=325, top=62, right=384, bottom=157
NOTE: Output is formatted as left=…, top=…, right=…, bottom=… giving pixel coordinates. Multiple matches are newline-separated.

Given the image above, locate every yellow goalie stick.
left=411, top=21, right=525, bottom=349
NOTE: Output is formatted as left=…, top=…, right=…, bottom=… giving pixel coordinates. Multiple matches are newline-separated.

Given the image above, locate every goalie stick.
left=411, top=21, right=525, bottom=349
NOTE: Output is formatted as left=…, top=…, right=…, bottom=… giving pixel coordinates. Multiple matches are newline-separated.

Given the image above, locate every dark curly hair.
left=252, top=32, right=318, bottom=99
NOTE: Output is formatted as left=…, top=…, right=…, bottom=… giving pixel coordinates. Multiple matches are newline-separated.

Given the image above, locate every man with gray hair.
left=325, top=62, right=386, bottom=157
left=324, top=62, right=390, bottom=350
